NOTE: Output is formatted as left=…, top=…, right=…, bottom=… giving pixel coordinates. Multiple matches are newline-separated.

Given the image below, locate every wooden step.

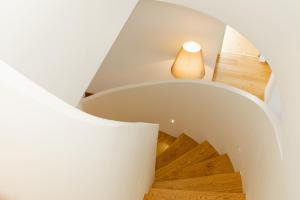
left=156, top=154, right=234, bottom=181
left=155, top=141, right=219, bottom=181
left=153, top=173, right=243, bottom=193
left=145, top=188, right=245, bottom=200
left=157, top=131, right=176, bottom=157
left=156, top=134, right=198, bottom=170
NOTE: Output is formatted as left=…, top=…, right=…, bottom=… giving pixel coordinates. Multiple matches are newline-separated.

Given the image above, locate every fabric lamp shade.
left=171, top=41, right=205, bottom=79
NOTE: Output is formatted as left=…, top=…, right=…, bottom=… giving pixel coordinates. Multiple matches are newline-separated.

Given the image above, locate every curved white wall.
left=156, top=1, right=300, bottom=200
left=0, top=60, right=158, bottom=200
left=265, top=73, right=281, bottom=119
left=87, top=0, right=226, bottom=93
left=81, top=81, right=283, bottom=200
left=0, top=0, right=138, bottom=105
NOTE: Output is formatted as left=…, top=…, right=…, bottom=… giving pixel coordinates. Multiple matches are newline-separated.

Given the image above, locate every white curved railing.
left=81, top=81, right=283, bottom=200
left=0, top=60, right=159, bottom=200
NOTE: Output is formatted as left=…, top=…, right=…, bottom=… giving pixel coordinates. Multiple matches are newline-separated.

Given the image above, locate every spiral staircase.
left=144, top=132, right=245, bottom=200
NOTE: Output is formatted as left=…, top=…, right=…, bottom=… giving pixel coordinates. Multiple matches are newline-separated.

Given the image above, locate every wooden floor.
left=213, top=53, right=272, bottom=100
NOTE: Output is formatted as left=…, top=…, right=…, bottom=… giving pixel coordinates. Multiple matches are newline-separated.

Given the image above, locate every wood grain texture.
left=153, top=173, right=243, bottom=193
left=213, top=53, right=272, bottom=100
left=157, top=131, right=176, bottom=157
left=156, top=134, right=198, bottom=170
left=155, top=141, right=219, bottom=181
left=156, top=154, right=234, bottom=181
left=145, top=188, right=245, bottom=200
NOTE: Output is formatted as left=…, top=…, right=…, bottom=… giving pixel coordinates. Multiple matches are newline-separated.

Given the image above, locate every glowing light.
left=183, top=41, right=201, bottom=53
left=171, top=41, right=205, bottom=79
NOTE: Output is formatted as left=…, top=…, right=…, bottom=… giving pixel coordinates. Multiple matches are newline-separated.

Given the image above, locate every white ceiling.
left=87, top=0, right=226, bottom=93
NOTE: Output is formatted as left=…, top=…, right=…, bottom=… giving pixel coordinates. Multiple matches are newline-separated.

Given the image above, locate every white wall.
left=221, top=26, right=260, bottom=57
left=81, top=81, right=283, bottom=200
left=265, top=73, right=281, bottom=119
left=87, top=0, right=226, bottom=93
left=0, top=60, right=158, bottom=200
left=0, top=0, right=138, bottom=105
left=157, top=1, right=300, bottom=200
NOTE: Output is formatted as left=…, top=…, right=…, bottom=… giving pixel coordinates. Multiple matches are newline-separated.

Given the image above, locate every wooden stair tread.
left=153, top=173, right=243, bottom=193
left=160, top=154, right=234, bottom=181
left=156, top=134, right=198, bottom=170
left=145, top=188, right=245, bottom=200
left=157, top=131, right=176, bottom=156
left=156, top=154, right=234, bottom=181
left=155, top=141, right=219, bottom=181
